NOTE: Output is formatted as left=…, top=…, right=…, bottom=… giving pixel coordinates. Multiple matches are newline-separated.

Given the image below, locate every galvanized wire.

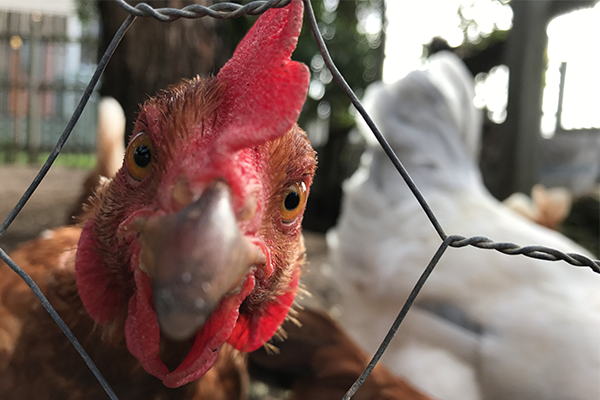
left=1, top=1, right=599, bottom=400
left=0, top=1, right=293, bottom=399
left=116, top=0, right=292, bottom=21
left=448, top=235, right=600, bottom=273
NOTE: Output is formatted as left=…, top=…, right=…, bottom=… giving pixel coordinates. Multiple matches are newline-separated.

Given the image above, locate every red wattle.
left=124, top=264, right=257, bottom=388
left=125, top=266, right=169, bottom=379
left=75, top=220, right=125, bottom=324
left=227, top=271, right=300, bottom=352
left=162, top=275, right=255, bottom=388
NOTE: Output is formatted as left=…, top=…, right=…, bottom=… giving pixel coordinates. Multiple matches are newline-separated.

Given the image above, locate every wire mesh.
left=0, top=0, right=598, bottom=399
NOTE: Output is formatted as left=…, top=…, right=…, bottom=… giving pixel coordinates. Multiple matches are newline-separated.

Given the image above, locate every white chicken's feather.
left=328, top=51, right=600, bottom=400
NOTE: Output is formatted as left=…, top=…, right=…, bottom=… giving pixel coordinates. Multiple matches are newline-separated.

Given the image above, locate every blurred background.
left=0, top=0, right=598, bottom=256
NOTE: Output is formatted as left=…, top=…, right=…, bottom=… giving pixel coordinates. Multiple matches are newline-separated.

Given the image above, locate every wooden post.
left=555, top=61, right=567, bottom=132
left=492, top=0, right=550, bottom=200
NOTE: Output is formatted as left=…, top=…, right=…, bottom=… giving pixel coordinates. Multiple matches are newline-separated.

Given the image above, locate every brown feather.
left=0, top=227, right=248, bottom=400
left=249, top=308, right=434, bottom=400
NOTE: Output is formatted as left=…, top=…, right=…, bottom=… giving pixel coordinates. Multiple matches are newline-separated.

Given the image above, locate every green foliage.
left=293, top=0, right=385, bottom=230
left=75, top=0, right=98, bottom=25
left=295, top=0, right=385, bottom=130
left=0, top=151, right=96, bottom=169
left=456, top=0, right=511, bottom=53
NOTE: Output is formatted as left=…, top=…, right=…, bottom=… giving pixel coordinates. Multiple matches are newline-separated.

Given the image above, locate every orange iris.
left=280, top=181, right=308, bottom=223
left=126, top=132, right=154, bottom=181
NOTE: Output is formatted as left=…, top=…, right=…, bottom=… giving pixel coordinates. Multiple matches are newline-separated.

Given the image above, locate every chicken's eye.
left=126, top=131, right=155, bottom=180
left=280, top=181, right=308, bottom=223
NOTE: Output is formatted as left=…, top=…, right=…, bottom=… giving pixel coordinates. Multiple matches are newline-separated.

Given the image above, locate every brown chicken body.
left=249, top=308, right=434, bottom=400
left=0, top=227, right=247, bottom=399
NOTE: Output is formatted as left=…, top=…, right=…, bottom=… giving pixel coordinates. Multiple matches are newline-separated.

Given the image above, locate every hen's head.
left=75, top=0, right=315, bottom=388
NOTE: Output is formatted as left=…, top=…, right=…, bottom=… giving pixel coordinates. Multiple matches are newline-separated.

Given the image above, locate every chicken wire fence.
left=0, top=0, right=598, bottom=399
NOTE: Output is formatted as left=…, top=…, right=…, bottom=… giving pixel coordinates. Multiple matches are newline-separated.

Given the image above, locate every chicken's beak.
left=135, top=180, right=265, bottom=341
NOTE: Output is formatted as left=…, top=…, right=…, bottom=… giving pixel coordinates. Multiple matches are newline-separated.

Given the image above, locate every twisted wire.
left=448, top=235, right=600, bottom=273
left=115, top=0, right=292, bottom=21
left=0, top=2, right=294, bottom=399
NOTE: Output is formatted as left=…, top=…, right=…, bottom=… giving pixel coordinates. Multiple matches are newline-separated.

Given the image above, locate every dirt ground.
left=0, top=165, right=89, bottom=252
left=0, top=164, right=339, bottom=312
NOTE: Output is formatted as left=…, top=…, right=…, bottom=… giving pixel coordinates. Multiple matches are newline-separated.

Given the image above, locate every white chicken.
left=327, top=51, right=600, bottom=400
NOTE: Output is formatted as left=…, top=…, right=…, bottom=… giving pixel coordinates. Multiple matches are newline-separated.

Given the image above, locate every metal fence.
left=0, top=1, right=598, bottom=399
left=0, top=9, right=99, bottom=163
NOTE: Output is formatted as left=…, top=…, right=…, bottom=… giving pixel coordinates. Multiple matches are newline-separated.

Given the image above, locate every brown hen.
left=0, top=1, right=313, bottom=398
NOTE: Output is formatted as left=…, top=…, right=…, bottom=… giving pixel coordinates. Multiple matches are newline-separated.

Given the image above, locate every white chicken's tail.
left=426, top=51, right=482, bottom=163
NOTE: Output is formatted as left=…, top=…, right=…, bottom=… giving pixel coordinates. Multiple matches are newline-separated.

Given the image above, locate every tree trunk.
left=96, top=0, right=230, bottom=141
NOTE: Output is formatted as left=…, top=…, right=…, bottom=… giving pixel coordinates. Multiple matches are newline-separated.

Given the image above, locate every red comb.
left=215, top=0, right=308, bottom=152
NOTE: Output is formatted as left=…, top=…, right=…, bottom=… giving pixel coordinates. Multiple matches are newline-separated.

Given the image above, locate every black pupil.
left=284, top=190, right=301, bottom=211
left=133, top=145, right=151, bottom=168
